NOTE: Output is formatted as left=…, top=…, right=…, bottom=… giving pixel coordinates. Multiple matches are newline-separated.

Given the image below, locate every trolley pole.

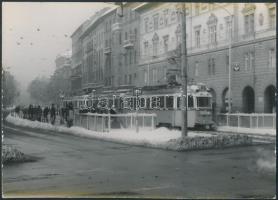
left=180, top=3, right=188, bottom=137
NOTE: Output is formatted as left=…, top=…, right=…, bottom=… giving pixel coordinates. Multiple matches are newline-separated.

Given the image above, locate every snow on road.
left=5, top=115, right=211, bottom=150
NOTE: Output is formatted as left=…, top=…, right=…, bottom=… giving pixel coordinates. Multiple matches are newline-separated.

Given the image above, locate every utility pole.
left=228, top=16, right=233, bottom=114
left=180, top=3, right=188, bottom=137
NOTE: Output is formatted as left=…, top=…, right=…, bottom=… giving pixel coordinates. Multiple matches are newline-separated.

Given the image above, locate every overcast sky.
left=2, top=2, right=114, bottom=101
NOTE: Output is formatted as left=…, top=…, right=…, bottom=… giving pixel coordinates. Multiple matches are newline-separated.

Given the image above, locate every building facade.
left=134, top=3, right=276, bottom=113
left=70, top=23, right=84, bottom=95
left=71, top=3, right=276, bottom=113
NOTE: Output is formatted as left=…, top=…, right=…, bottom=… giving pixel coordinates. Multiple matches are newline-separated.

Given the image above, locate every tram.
left=63, top=83, right=215, bottom=129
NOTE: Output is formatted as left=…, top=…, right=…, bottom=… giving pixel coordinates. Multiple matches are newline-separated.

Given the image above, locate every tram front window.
left=197, top=97, right=211, bottom=108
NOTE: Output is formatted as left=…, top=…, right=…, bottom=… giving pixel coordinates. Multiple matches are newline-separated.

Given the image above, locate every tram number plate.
left=200, top=111, right=210, bottom=115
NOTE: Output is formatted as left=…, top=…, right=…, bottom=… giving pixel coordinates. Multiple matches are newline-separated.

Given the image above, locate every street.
left=2, top=121, right=276, bottom=198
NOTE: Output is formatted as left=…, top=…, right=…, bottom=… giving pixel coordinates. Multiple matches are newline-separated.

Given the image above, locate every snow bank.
left=217, top=126, right=276, bottom=136
left=6, top=115, right=252, bottom=151
left=6, top=114, right=208, bottom=147
left=3, top=145, right=38, bottom=164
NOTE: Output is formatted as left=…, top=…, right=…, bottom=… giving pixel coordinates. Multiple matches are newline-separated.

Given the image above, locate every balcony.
left=111, top=22, right=122, bottom=32
left=104, top=46, right=112, bottom=54
left=123, top=34, right=135, bottom=49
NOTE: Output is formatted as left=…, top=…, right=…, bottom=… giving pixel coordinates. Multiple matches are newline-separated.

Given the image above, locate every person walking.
left=50, top=104, right=56, bottom=125
left=28, top=104, right=33, bottom=120
left=43, top=106, right=49, bottom=123
left=37, top=105, right=42, bottom=122
left=67, top=103, right=74, bottom=128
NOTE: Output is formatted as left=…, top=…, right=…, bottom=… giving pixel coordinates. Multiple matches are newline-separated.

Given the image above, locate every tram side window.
left=166, top=96, right=174, bottom=109
left=188, top=95, right=193, bottom=108
left=87, top=100, right=92, bottom=107
left=158, top=96, right=165, bottom=109
left=93, top=99, right=98, bottom=108
left=130, top=97, right=136, bottom=110
left=151, top=96, right=157, bottom=108
left=140, top=97, right=146, bottom=108
left=108, top=99, right=113, bottom=108
left=146, top=97, right=150, bottom=109
left=133, top=97, right=137, bottom=110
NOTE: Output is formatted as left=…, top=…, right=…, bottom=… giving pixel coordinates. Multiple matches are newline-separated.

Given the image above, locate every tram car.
left=131, top=83, right=214, bottom=129
left=63, top=83, right=215, bottom=129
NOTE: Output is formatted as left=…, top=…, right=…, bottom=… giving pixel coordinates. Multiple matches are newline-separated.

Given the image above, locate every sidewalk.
left=217, top=126, right=276, bottom=136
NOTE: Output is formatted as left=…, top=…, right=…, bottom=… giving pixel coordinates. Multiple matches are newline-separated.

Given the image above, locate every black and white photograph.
left=2, top=2, right=276, bottom=198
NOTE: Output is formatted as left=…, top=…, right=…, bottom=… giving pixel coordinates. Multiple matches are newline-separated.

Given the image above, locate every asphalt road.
left=2, top=122, right=276, bottom=198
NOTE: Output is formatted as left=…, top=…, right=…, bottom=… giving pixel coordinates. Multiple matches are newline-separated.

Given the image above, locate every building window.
left=125, top=54, right=128, bottom=66
left=208, top=58, right=216, bottom=75
left=134, top=50, right=137, bottom=63
left=208, top=24, right=217, bottom=45
left=171, top=11, right=176, bottom=22
left=134, top=28, right=137, bottom=39
left=268, top=49, right=276, bottom=68
left=225, top=16, right=232, bottom=41
left=244, top=52, right=255, bottom=71
left=129, top=74, right=132, bottom=84
left=207, top=14, right=218, bottom=45
left=195, top=3, right=200, bottom=15
left=202, top=3, right=208, bottom=11
left=144, top=70, right=148, bottom=84
left=269, top=7, right=276, bottom=29
left=250, top=52, right=254, bottom=70
left=145, top=18, right=149, bottom=33
left=163, top=35, right=169, bottom=53
left=119, top=32, right=122, bottom=44
left=124, top=75, right=127, bottom=84
left=163, top=9, right=169, bottom=26
left=130, top=51, right=132, bottom=65
left=152, top=33, right=159, bottom=57
left=144, top=41, right=149, bottom=55
left=244, top=13, right=255, bottom=35
left=153, top=68, right=158, bottom=83
left=194, top=28, right=201, bottom=48
left=244, top=53, right=249, bottom=71
left=195, top=61, right=199, bottom=76
left=153, top=14, right=159, bottom=30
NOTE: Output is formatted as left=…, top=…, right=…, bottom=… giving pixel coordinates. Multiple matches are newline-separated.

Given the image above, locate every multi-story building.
left=134, top=3, right=276, bottom=114
left=71, top=3, right=276, bottom=114
left=79, top=8, right=110, bottom=94
left=102, top=3, right=141, bottom=95
left=70, top=23, right=85, bottom=95
left=134, top=3, right=185, bottom=88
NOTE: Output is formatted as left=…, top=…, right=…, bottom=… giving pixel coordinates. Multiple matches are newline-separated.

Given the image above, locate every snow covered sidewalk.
left=5, top=115, right=253, bottom=151
left=217, top=126, right=276, bottom=137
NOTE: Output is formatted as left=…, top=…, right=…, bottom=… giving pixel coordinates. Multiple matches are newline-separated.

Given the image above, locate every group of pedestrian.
left=15, top=104, right=57, bottom=125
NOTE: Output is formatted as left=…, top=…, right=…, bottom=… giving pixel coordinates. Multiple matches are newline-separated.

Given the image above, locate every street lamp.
left=228, top=15, right=233, bottom=114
